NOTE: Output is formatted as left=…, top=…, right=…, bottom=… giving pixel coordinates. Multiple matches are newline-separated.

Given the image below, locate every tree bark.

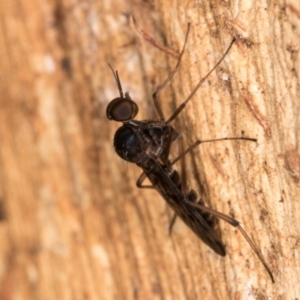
left=0, top=0, right=299, bottom=299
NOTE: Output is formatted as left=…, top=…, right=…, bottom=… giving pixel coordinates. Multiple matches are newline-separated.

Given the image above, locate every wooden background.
left=0, top=0, right=299, bottom=299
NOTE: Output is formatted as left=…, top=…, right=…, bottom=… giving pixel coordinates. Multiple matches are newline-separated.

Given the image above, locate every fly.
left=106, top=24, right=274, bottom=283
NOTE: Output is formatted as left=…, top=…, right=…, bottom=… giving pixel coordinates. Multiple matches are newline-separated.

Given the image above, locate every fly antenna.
left=108, top=63, right=124, bottom=98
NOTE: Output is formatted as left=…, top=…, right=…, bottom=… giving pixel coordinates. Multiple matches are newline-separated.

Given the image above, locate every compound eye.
left=106, top=97, right=139, bottom=121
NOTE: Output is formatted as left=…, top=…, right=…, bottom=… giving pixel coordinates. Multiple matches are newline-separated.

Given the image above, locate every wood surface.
left=0, top=0, right=299, bottom=299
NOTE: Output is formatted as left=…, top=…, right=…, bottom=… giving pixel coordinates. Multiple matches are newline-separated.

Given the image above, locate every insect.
left=106, top=24, right=274, bottom=283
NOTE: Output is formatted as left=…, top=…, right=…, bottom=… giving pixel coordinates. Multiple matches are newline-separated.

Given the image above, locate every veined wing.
left=142, top=157, right=226, bottom=256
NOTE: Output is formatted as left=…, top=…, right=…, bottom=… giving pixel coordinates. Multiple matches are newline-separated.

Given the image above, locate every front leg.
left=136, top=171, right=154, bottom=189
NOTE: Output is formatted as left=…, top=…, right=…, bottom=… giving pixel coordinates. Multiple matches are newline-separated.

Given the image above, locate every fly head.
left=106, top=64, right=139, bottom=122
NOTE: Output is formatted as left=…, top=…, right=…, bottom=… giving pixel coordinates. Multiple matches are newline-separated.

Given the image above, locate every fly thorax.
left=113, top=125, right=143, bottom=163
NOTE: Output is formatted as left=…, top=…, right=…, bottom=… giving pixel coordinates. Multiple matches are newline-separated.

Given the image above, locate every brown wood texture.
left=0, top=0, right=300, bottom=299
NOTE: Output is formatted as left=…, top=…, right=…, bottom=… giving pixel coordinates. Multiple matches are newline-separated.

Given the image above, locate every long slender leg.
left=186, top=201, right=275, bottom=283
left=170, top=136, right=257, bottom=167
left=152, top=24, right=191, bottom=121
left=168, top=213, right=177, bottom=235
left=170, top=135, right=274, bottom=283
left=166, top=38, right=236, bottom=123
left=136, top=172, right=155, bottom=189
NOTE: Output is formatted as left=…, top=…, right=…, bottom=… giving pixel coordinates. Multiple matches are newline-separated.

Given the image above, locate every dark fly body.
left=106, top=24, right=274, bottom=283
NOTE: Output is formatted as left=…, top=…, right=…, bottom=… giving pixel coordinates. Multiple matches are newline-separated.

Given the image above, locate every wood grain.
left=0, top=0, right=299, bottom=299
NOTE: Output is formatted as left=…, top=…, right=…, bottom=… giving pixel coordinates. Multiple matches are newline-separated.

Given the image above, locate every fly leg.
left=170, top=136, right=256, bottom=167
left=166, top=38, right=236, bottom=123
left=136, top=172, right=154, bottom=189
left=168, top=214, right=177, bottom=236
left=172, top=137, right=274, bottom=282
left=171, top=137, right=273, bottom=282
left=152, top=24, right=191, bottom=121
left=186, top=201, right=275, bottom=283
